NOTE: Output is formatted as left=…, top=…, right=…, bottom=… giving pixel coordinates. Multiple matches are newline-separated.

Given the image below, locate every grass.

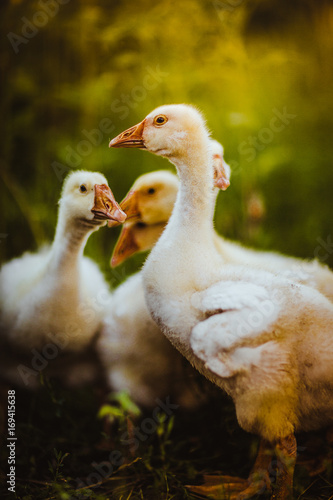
left=1, top=378, right=333, bottom=500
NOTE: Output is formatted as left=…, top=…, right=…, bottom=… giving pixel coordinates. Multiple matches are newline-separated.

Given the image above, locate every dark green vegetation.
left=1, top=0, right=333, bottom=498
left=1, top=381, right=333, bottom=499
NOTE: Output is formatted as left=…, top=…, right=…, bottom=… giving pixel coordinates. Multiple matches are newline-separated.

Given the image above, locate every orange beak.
left=110, top=224, right=140, bottom=267
left=92, top=184, right=127, bottom=223
left=109, top=120, right=146, bottom=148
left=213, top=154, right=231, bottom=191
left=107, top=189, right=141, bottom=228
left=119, top=189, right=141, bottom=222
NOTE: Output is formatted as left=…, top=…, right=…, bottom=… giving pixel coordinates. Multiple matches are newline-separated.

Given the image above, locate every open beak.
left=213, top=154, right=231, bottom=191
left=110, top=224, right=140, bottom=267
left=92, top=184, right=127, bottom=223
left=109, top=120, right=146, bottom=148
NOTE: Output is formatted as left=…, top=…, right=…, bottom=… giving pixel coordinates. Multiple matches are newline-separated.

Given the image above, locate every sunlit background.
left=1, top=0, right=333, bottom=285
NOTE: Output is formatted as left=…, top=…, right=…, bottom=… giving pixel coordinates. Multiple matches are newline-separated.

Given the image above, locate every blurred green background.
left=1, top=0, right=332, bottom=286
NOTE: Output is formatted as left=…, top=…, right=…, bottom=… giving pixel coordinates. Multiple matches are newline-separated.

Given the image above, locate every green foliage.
left=98, top=390, right=142, bottom=424
left=48, top=448, right=70, bottom=482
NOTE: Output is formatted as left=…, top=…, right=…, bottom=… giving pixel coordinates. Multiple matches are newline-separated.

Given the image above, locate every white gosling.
left=109, top=104, right=333, bottom=500
left=0, top=170, right=126, bottom=388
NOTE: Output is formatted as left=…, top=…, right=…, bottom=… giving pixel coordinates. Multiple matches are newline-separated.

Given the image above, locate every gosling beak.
left=119, top=189, right=141, bottom=222
left=92, top=184, right=127, bottom=223
left=213, top=154, right=231, bottom=191
left=107, top=189, right=140, bottom=227
left=110, top=224, right=140, bottom=267
left=109, top=120, right=146, bottom=148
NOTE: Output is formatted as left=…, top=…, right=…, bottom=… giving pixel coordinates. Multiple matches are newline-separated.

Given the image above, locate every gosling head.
left=59, top=170, right=126, bottom=226
left=109, top=104, right=210, bottom=161
left=109, top=105, right=231, bottom=190
left=110, top=170, right=179, bottom=266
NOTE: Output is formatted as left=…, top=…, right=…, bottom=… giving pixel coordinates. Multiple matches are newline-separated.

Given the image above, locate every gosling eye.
left=79, top=184, right=87, bottom=193
left=147, top=187, right=156, bottom=195
left=153, top=114, right=168, bottom=126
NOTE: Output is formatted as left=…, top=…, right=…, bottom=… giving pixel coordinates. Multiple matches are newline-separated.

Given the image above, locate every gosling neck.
left=49, top=209, right=100, bottom=275
left=167, top=145, right=216, bottom=242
